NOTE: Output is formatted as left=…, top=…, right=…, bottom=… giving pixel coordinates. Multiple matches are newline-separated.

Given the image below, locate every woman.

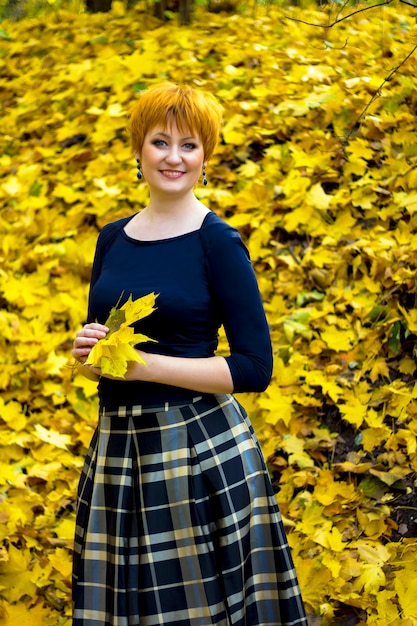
left=72, top=82, right=307, bottom=626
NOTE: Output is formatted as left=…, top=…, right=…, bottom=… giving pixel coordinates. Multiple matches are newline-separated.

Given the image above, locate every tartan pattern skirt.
left=72, top=394, right=307, bottom=626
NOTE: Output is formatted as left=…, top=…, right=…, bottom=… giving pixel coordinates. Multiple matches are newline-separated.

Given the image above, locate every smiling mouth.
left=160, top=170, right=185, bottom=178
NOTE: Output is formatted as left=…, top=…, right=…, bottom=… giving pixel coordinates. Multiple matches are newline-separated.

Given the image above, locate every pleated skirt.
left=72, top=394, right=307, bottom=626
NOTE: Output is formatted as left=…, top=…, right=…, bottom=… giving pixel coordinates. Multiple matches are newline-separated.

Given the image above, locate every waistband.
left=100, top=395, right=206, bottom=416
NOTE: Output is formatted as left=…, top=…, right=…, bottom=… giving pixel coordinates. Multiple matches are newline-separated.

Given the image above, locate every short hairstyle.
left=129, top=82, right=223, bottom=162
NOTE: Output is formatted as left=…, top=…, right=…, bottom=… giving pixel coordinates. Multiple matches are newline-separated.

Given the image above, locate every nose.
left=165, top=145, right=182, bottom=165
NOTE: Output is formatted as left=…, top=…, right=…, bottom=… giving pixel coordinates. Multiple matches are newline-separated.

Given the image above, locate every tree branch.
left=283, top=0, right=417, bottom=153
left=397, top=0, right=417, bottom=7
left=345, top=43, right=417, bottom=141
left=283, top=0, right=395, bottom=28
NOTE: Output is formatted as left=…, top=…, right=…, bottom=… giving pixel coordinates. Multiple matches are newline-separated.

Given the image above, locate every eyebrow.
left=151, top=131, right=198, bottom=141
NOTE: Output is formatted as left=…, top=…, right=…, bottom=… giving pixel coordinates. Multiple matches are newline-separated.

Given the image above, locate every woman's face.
left=140, top=121, right=205, bottom=197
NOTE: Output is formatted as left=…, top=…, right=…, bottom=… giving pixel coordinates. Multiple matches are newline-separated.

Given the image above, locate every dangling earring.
left=136, top=158, right=143, bottom=180
left=202, top=164, right=208, bottom=186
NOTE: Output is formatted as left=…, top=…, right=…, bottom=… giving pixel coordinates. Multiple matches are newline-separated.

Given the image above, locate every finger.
left=76, top=328, right=107, bottom=340
left=83, top=323, right=109, bottom=333
left=73, top=339, right=99, bottom=353
left=73, top=345, right=94, bottom=355
left=86, top=364, right=102, bottom=376
left=72, top=324, right=109, bottom=362
left=72, top=347, right=92, bottom=362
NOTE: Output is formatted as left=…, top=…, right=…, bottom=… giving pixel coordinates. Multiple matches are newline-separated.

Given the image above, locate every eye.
left=152, top=139, right=167, bottom=147
left=183, top=142, right=197, bottom=150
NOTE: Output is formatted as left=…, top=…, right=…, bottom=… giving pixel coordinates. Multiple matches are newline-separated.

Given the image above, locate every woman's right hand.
left=72, top=323, right=109, bottom=364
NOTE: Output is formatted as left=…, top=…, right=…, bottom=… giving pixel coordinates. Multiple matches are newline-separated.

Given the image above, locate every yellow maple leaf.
left=298, top=501, right=326, bottom=536
left=352, top=563, right=386, bottom=593
left=357, top=508, right=389, bottom=539
left=0, top=399, right=27, bottom=432
left=313, top=525, right=344, bottom=552
left=48, top=548, right=72, bottom=578
left=395, top=562, right=417, bottom=620
left=365, top=408, right=385, bottom=429
left=54, top=517, right=75, bottom=542
left=280, top=434, right=314, bottom=468
left=369, top=357, right=390, bottom=382
left=361, top=427, right=391, bottom=452
left=0, top=545, right=37, bottom=603
left=369, top=465, right=411, bottom=486
left=119, top=292, right=157, bottom=325
left=399, top=355, right=417, bottom=375
left=33, top=424, right=72, bottom=450
left=93, top=178, right=121, bottom=197
left=304, top=370, right=344, bottom=402
left=374, top=589, right=400, bottom=622
left=339, top=554, right=362, bottom=580
left=27, top=461, right=62, bottom=482
left=295, top=558, right=332, bottom=609
left=236, top=161, right=261, bottom=178
left=307, top=183, right=331, bottom=210
left=398, top=304, right=417, bottom=333
left=259, top=386, right=293, bottom=427
left=86, top=292, right=157, bottom=378
left=321, top=551, right=342, bottom=578
left=333, top=461, right=372, bottom=474
left=314, top=475, right=357, bottom=507
left=320, top=326, right=356, bottom=352
left=353, top=539, right=391, bottom=564
left=221, top=120, right=247, bottom=146
left=0, top=600, right=54, bottom=626
left=2, top=176, right=21, bottom=196
left=338, top=402, right=367, bottom=428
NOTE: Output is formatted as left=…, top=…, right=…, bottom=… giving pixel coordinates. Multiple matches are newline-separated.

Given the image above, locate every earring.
left=202, top=164, right=208, bottom=186
left=136, top=158, right=143, bottom=180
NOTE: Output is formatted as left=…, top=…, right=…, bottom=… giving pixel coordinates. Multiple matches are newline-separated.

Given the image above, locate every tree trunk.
left=179, top=0, right=192, bottom=24
left=153, top=0, right=192, bottom=24
left=86, top=0, right=113, bottom=13
left=153, top=0, right=167, bottom=20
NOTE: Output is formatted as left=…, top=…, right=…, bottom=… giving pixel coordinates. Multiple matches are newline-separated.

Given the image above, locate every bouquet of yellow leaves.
left=85, top=292, right=158, bottom=378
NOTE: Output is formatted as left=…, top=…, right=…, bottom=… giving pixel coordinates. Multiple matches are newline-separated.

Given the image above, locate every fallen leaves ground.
left=0, top=1, right=417, bottom=624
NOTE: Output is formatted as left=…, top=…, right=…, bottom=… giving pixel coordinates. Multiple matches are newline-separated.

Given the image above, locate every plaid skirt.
left=72, top=394, right=307, bottom=626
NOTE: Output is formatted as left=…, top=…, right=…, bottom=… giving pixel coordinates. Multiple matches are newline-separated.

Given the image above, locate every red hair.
left=129, top=83, right=223, bottom=161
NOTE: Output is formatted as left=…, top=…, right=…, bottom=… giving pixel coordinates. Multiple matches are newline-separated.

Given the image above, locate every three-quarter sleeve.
left=200, top=218, right=273, bottom=393
left=86, top=217, right=132, bottom=324
left=86, top=229, right=106, bottom=324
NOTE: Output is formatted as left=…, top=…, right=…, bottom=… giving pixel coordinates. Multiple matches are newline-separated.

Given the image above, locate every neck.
left=146, top=189, right=202, bottom=217
left=133, top=190, right=209, bottom=241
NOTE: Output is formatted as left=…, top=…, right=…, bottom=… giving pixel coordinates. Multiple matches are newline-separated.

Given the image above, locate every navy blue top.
left=87, top=210, right=273, bottom=407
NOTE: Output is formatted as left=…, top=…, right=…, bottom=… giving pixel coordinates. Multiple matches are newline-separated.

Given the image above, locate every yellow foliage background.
left=1, top=2, right=417, bottom=624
